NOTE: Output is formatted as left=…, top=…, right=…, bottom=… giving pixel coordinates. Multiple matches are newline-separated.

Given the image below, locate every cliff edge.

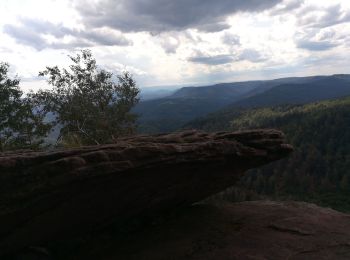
left=0, top=129, right=294, bottom=258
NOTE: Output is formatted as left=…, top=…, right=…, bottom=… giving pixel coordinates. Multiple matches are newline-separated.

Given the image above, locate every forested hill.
left=188, top=97, right=350, bottom=212
left=227, top=76, right=350, bottom=109
left=135, top=75, right=350, bottom=133
left=134, top=81, right=263, bottom=133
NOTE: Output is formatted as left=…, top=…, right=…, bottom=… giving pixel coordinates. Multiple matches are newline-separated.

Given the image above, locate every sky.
left=0, top=0, right=350, bottom=91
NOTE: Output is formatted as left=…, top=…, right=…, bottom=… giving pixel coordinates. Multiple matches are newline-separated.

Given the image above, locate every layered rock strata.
left=0, top=129, right=292, bottom=257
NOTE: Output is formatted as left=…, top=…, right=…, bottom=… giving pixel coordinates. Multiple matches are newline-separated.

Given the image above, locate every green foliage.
left=135, top=97, right=231, bottom=133
left=0, top=62, right=51, bottom=151
left=189, top=97, right=350, bottom=212
left=229, top=77, right=350, bottom=109
left=134, top=81, right=274, bottom=134
left=35, top=50, right=140, bottom=146
left=140, top=75, right=350, bottom=134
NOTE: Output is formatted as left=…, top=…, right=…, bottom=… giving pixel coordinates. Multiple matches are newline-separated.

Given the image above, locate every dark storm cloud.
left=79, top=30, right=131, bottom=46
left=3, top=18, right=132, bottom=50
left=196, top=22, right=231, bottom=33
left=221, top=33, right=241, bottom=46
left=239, top=49, right=267, bottom=62
left=3, top=24, right=47, bottom=50
left=189, top=54, right=235, bottom=65
left=296, top=39, right=337, bottom=51
left=159, top=38, right=179, bottom=54
left=270, top=0, right=304, bottom=15
left=295, top=26, right=343, bottom=52
left=18, top=18, right=73, bottom=38
left=188, top=49, right=267, bottom=65
left=298, top=4, right=350, bottom=29
left=74, top=0, right=283, bottom=33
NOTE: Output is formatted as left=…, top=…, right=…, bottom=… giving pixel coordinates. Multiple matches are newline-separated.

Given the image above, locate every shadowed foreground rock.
left=80, top=201, right=350, bottom=260
left=0, top=129, right=292, bottom=257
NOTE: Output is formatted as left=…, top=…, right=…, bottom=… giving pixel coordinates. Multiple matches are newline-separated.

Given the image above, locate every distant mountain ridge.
left=170, top=81, right=260, bottom=100
left=229, top=76, right=350, bottom=109
left=134, top=74, right=350, bottom=133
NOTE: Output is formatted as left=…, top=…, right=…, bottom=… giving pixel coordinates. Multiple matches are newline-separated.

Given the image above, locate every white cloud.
left=3, top=18, right=132, bottom=50
left=0, top=0, right=350, bottom=90
left=297, top=4, right=350, bottom=28
left=73, top=0, right=283, bottom=33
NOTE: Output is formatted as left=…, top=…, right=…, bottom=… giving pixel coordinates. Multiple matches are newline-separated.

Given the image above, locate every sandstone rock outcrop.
left=80, top=201, right=350, bottom=260
left=0, top=129, right=292, bottom=257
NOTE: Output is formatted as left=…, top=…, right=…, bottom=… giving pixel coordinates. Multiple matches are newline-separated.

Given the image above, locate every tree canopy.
left=36, top=49, right=140, bottom=146
left=188, top=97, right=350, bottom=212
left=0, top=62, right=51, bottom=151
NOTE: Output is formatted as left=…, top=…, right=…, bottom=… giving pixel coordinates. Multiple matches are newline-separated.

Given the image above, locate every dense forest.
left=188, top=97, right=350, bottom=212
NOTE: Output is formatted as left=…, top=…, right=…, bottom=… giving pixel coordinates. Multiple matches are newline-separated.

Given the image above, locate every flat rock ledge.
left=82, top=201, right=350, bottom=260
left=0, top=129, right=292, bottom=257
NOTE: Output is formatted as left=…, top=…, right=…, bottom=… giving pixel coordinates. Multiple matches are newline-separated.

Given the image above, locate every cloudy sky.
left=1, top=0, right=350, bottom=91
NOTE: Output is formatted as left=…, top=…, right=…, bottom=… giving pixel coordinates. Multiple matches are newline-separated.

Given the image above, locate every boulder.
left=0, top=129, right=292, bottom=257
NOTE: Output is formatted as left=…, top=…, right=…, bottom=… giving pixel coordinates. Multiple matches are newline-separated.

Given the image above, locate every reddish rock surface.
left=81, top=201, right=350, bottom=260
left=0, top=129, right=292, bottom=257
